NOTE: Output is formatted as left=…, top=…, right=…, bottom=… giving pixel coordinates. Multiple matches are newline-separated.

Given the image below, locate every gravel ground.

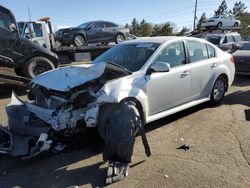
left=0, top=74, right=249, bottom=188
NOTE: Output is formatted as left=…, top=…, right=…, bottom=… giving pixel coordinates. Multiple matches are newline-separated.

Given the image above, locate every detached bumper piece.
left=0, top=92, right=51, bottom=159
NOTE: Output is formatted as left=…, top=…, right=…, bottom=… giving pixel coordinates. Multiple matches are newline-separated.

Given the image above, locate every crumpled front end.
left=0, top=62, right=128, bottom=159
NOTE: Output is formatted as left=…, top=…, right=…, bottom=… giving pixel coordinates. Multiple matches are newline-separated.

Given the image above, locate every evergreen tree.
left=139, top=19, right=153, bottom=36
left=130, top=18, right=140, bottom=36
left=214, top=0, right=228, bottom=17
left=176, top=27, right=190, bottom=36
left=196, top=12, right=207, bottom=31
left=232, top=1, right=247, bottom=18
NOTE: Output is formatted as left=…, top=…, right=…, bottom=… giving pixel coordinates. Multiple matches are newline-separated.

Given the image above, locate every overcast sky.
left=1, top=0, right=250, bottom=30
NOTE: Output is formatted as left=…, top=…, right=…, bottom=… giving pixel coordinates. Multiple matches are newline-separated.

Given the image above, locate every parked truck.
left=0, top=6, right=59, bottom=78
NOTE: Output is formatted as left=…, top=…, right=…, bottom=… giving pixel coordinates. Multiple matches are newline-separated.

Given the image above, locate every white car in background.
left=202, top=16, right=241, bottom=28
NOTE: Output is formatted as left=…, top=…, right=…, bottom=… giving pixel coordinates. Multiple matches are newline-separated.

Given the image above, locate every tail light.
left=230, top=56, right=234, bottom=63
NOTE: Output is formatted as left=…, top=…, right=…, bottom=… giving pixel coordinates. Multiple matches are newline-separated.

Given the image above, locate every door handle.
left=211, top=63, right=218, bottom=68
left=181, top=71, right=190, bottom=77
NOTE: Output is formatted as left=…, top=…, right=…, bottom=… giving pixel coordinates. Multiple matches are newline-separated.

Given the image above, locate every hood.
left=58, top=27, right=80, bottom=33
left=20, top=37, right=58, bottom=59
left=31, top=62, right=106, bottom=92
left=31, top=62, right=131, bottom=92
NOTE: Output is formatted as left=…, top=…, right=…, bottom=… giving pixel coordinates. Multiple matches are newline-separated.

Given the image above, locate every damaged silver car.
left=0, top=36, right=235, bottom=184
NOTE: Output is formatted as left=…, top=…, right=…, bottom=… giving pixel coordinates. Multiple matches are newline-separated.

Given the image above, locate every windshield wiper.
left=105, top=61, right=132, bottom=75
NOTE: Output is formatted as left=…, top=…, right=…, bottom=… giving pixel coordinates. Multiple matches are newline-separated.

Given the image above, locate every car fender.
left=97, top=75, right=148, bottom=116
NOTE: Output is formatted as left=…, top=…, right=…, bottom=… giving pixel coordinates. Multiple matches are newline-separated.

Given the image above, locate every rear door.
left=185, top=40, right=217, bottom=100
left=86, top=22, right=104, bottom=43
left=103, top=22, right=118, bottom=41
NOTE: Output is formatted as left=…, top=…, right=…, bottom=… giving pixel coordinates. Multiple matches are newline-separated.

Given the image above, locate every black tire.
left=14, top=68, right=25, bottom=77
left=115, top=33, right=125, bottom=44
left=210, top=76, right=227, bottom=104
left=104, top=101, right=141, bottom=163
left=74, top=34, right=86, bottom=47
left=24, top=56, right=55, bottom=78
left=234, top=22, right=239, bottom=27
left=217, top=22, right=222, bottom=27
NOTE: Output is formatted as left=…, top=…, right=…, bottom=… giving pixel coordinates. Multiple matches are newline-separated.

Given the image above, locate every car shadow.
left=232, top=74, right=250, bottom=87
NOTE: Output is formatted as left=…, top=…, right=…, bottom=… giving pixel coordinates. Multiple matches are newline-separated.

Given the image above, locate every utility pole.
left=193, top=0, right=198, bottom=31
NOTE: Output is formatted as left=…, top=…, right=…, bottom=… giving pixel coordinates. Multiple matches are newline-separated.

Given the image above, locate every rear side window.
left=206, top=44, right=215, bottom=58
left=105, top=22, right=118, bottom=27
left=0, top=10, right=13, bottom=30
left=187, top=41, right=208, bottom=63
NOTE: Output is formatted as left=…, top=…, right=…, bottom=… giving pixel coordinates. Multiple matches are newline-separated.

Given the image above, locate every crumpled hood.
left=31, top=62, right=106, bottom=92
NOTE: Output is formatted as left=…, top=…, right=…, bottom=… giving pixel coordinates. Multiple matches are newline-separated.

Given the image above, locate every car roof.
left=124, top=36, right=206, bottom=44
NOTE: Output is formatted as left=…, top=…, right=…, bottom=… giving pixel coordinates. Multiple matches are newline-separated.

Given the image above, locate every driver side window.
left=0, top=10, right=14, bottom=31
left=154, top=42, right=186, bottom=68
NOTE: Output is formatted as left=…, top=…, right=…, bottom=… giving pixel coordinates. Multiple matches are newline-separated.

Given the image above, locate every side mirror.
left=148, top=61, right=170, bottom=74
left=9, top=23, right=18, bottom=32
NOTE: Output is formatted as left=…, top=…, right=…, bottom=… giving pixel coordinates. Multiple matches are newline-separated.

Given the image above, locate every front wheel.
left=233, top=22, right=239, bottom=27
left=103, top=101, right=140, bottom=163
left=210, top=76, right=227, bottom=104
left=115, top=34, right=125, bottom=44
left=24, top=56, right=55, bottom=78
left=74, top=34, right=86, bottom=47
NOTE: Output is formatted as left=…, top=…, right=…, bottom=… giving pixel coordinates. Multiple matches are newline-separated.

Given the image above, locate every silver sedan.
left=0, top=36, right=235, bottom=184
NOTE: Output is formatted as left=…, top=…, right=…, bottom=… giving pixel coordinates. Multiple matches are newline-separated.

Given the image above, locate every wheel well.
left=74, top=33, right=86, bottom=40
left=121, top=97, right=146, bottom=125
left=117, top=33, right=125, bottom=37
left=219, top=73, right=229, bottom=91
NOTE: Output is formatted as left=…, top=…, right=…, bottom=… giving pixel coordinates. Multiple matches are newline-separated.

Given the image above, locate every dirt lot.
left=0, top=74, right=250, bottom=188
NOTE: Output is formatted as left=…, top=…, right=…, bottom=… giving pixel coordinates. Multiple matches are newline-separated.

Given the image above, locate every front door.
left=146, top=41, right=191, bottom=115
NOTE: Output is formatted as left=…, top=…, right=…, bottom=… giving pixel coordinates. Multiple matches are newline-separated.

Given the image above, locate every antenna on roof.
left=27, top=6, right=31, bottom=21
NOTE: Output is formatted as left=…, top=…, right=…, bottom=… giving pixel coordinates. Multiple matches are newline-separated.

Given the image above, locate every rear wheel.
left=115, top=33, right=125, bottom=44
left=217, top=22, right=222, bottom=27
left=74, top=34, right=86, bottom=47
left=24, top=56, right=55, bottom=78
left=234, top=22, right=239, bottom=27
left=210, top=76, right=227, bottom=104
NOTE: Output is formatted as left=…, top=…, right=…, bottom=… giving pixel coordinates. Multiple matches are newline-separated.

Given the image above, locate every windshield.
left=77, top=22, right=92, bottom=28
left=93, top=43, right=160, bottom=72
left=240, top=42, right=250, bottom=50
left=206, top=35, right=221, bottom=45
